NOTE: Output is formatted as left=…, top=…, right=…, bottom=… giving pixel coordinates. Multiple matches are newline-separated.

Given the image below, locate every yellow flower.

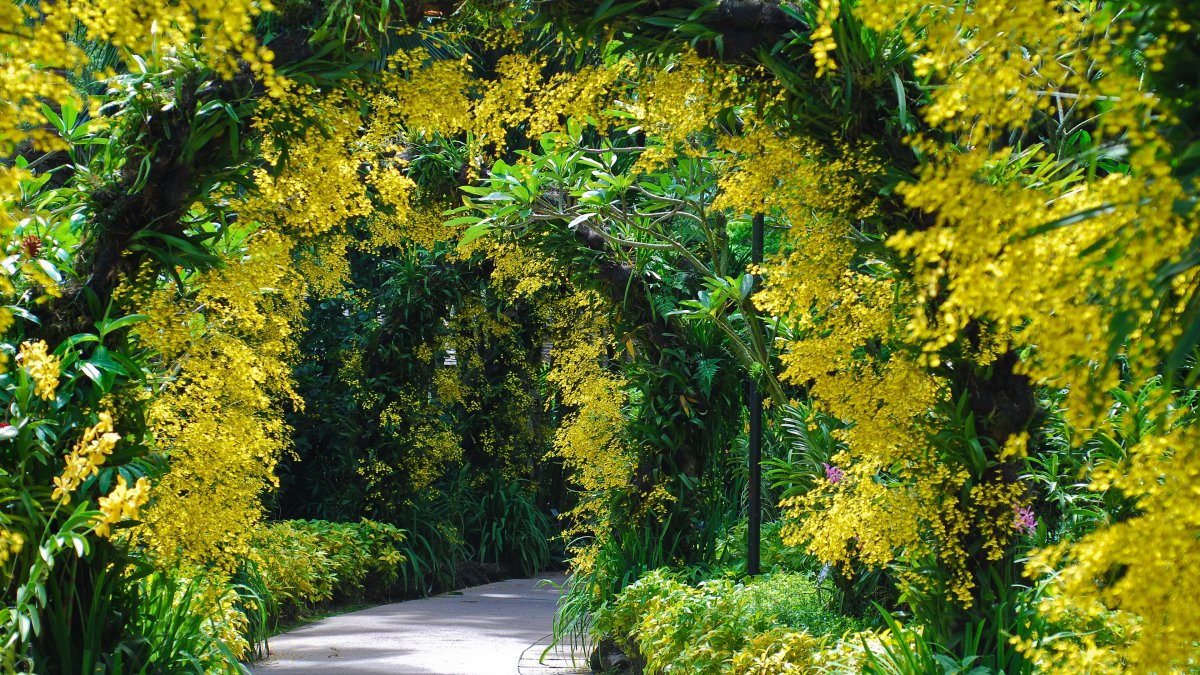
left=18, top=340, right=60, bottom=401
left=95, top=476, right=150, bottom=538
left=0, top=528, right=23, bottom=565
left=51, top=412, right=120, bottom=504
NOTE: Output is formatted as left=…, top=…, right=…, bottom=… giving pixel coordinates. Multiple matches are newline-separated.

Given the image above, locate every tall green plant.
left=0, top=312, right=157, bottom=671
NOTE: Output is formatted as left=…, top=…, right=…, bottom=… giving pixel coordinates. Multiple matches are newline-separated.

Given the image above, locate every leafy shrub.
left=596, top=569, right=863, bottom=674
left=0, top=323, right=158, bottom=671
left=249, top=519, right=406, bottom=624
left=744, top=572, right=864, bottom=638
left=718, top=520, right=811, bottom=574
left=729, top=628, right=827, bottom=674
left=394, top=505, right=469, bottom=596
left=856, top=610, right=997, bottom=675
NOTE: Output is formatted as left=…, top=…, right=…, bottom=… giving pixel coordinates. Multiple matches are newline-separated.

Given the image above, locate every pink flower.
left=822, top=462, right=844, bottom=484
left=1014, top=503, right=1037, bottom=536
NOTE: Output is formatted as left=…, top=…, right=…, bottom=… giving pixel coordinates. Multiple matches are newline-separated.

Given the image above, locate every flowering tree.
left=2, top=0, right=1198, bottom=672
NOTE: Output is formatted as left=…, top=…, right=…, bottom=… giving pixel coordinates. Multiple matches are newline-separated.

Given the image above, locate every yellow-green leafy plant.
left=248, top=519, right=406, bottom=625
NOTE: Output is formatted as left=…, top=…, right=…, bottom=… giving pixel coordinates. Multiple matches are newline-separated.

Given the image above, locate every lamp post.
left=747, top=213, right=764, bottom=576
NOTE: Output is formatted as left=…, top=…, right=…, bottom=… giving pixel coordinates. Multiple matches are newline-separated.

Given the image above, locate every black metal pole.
left=748, top=213, right=764, bottom=576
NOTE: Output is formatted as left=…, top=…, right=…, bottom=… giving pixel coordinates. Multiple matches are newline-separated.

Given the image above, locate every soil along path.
left=252, top=574, right=588, bottom=675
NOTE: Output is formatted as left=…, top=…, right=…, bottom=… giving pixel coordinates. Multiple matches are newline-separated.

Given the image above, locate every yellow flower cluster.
left=544, top=289, right=633, bottom=569
left=336, top=288, right=546, bottom=503
left=479, top=240, right=565, bottom=301
left=1020, top=425, right=1200, bottom=673
left=0, top=306, right=13, bottom=339
left=375, top=391, right=463, bottom=496
left=378, top=47, right=623, bottom=159
left=857, top=0, right=1188, bottom=424
left=94, top=475, right=150, bottom=538
left=132, top=232, right=305, bottom=571
left=381, top=202, right=460, bottom=253
left=241, top=88, right=375, bottom=242
left=810, top=0, right=841, bottom=77
left=18, top=340, right=61, bottom=401
left=714, top=126, right=882, bottom=222
left=633, top=51, right=743, bottom=170
left=473, top=53, right=549, bottom=153
left=194, top=580, right=252, bottom=661
left=51, top=412, right=120, bottom=504
left=0, top=0, right=276, bottom=229
left=0, top=528, right=23, bottom=565
left=65, top=0, right=274, bottom=80
left=763, top=0, right=1198, bottom=666
left=376, top=48, right=473, bottom=138
left=527, top=64, right=626, bottom=141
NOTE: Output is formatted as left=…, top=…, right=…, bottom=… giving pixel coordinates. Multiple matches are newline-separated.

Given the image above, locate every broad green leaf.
left=459, top=222, right=493, bottom=246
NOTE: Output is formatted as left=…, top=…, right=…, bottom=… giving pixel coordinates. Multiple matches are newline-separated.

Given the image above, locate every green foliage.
left=6, top=2, right=1195, bottom=672
left=391, top=486, right=471, bottom=596
left=1023, top=378, right=1183, bottom=546
left=271, top=225, right=567, bottom=609
left=0, top=315, right=156, bottom=671
left=594, top=568, right=859, bottom=674
left=860, top=608, right=995, bottom=675
left=249, top=519, right=406, bottom=625
left=717, top=521, right=808, bottom=575
left=764, top=402, right=846, bottom=499
left=124, top=574, right=247, bottom=674
left=743, top=572, right=863, bottom=638
left=465, top=472, right=552, bottom=578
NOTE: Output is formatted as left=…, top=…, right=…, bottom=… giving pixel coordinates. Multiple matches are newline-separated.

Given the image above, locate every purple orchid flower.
left=1014, top=503, right=1037, bottom=536
left=822, top=462, right=844, bottom=484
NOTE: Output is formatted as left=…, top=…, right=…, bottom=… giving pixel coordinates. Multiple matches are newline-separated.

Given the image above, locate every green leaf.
left=459, top=222, right=493, bottom=246
left=892, top=70, right=909, bottom=130
left=40, top=103, right=65, bottom=135
left=78, top=361, right=103, bottom=384
left=110, top=352, right=146, bottom=381
left=97, top=314, right=149, bottom=338
left=594, top=0, right=644, bottom=22
left=739, top=274, right=754, bottom=300
left=1014, top=203, right=1119, bottom=242
left=60, top=333, right=100, bottom=351
left=567, top=213, right=595, bottom=229
left=458, top=185, right=494, bottom=196
left=7, top=306, right=41, bottom=325
left=88, top=348, right=127, bottom=375
left=36, top=259, right=63, bottom=284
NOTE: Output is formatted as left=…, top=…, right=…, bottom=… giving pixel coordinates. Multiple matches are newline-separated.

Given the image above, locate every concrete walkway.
left=251, top=574, right=589, bottom=675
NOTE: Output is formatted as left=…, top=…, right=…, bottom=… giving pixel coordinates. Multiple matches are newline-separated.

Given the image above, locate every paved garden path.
left=251, top=574, right=590, bottom=675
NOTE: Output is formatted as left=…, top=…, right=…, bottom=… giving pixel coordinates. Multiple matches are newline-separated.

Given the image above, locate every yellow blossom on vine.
left=21, top=261, right=62, bottom=302
left=0, top=0, right=278, bottom=230
left=1020, top=425, right=1200, bottom=673
left=634, top=51, right=743, bottom=170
